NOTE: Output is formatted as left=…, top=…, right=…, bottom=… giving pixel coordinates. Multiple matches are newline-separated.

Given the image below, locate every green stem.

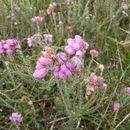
left=56, top=80, right=70, bottom=115
left=113, top=110, right=118, bottom=127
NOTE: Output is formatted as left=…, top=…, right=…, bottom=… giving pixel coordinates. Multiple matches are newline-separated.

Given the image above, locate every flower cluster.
left=0, top=39, right=20, bottom=54
left=33, top=47, right=56, bottom=78
left=27, top=36, right=38, bottom=47
left=47, top=2, right=57, bottom=15
left=54, top=55, right=81, bottom=80
left=33, top=35, right=88, bottom=80
left=31, top=16, right=43, bottom=23
left=9, top=112, right=23, bottom=123
left=54, top=64, right=72, bottom=80
left=86, top=73, right=107, bottom=96
left=27, top=34, right=42, bottom=47
left=27, top=33, right=53, bottom=47
left=65, top=35, right=89, bottom=57
left=43, top=34, right=53, bottom=43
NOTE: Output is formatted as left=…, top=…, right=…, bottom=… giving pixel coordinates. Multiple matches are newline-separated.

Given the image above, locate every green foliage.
left=0, top=0, right=130, bottom=129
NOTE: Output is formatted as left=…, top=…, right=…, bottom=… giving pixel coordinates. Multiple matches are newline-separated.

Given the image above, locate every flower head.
left=9, top=112, right=23, bottom=123
left=0, top=39, right=20, bottom=54
left=89, top=73, right=98, bottom=85
left=33, top=68, right=48, bottom=78
left=33, top=47, right=56, bottom=79
left=27, top=34, right=42, bottom=47
left=53, top=64, right=72, bottom=80
left=43, top=34, right=53, bottom=43
left=33, top=35, right=89, bottom=80
left=27, top=36, right=38, bottom=47
left=113, top=103, right=120, bottom=111
left=47, top=2, right=58, bottom=15
left=65, top=35, right=89, bottom=57
left=122, top=4, right=128, bottom=10
left=86, top=73, right=107, bottom=96
left=90, top=49, right=99, bottom=57
left=31, top=16, right=43, bottom=23
left=57, top=52, right=67, bottom=64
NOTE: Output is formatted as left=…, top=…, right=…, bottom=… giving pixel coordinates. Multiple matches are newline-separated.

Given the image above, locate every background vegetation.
left=0, top=0, right=130, bottom=129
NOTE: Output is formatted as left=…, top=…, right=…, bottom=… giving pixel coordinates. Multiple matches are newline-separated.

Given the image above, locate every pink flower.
left=76, top=50, right=84, bottom=57
left=86, top=73, right=107, bottom=96
left=54, top=66, right=60, bottom=72
left=31, top=16, right=43, bottom=23
left=47, top=9, right=51, bottom=15
left=89, top=73, right=98, bottom=85
left=33, top=68, right=48, bottom=78
left=65, top=46, right=76, bottom=55
left=57, top=52, right=67, bottom=64
left=64, top=69, right=72, bottom=78
left=67, top=0, right=73, bottom=4
left=113, top=103, right=120, bottom=111
left=52, top=2, right=58, bottom=7
left=35, top=63, right=43, bottom=69
left=90, top=49, right=99, bottom=57
left=33, top=35, right=89, bottom=80
left=66, top=62, right=76, bottom=72
left=27, top=34, right=42, bottom=47
left=0, top=39, right=20, bottom=54
left=6, top=39, right=19, bottom=46
left=33, top=46, right=56, bottom=79
left=60, top=64, right=68, bottom=72
left=122, top=4, right=128, bottom=10
left=6, top=49, right=14, bottom=54
left=75, top=35, right=85, bottom=47
left=43, top=34, right=53, bottom=43
left=72, top=43, right=80, bottom=51
left=53, top=64, right=72, bottom=80
left=67, top=38, right=75, bottom=46
left=27, top=36, right=38, bottom=47
left=3, top=43, right=11, bottom=49
left=9, top=112, right=23, bottom=122
left=46, top=2, right=58, bottom=15
left=0, top=49, right=5, bottom=54
left=58, top=71, right=67, bottom=80
left=97, top=76, right=105, bottom=86
left=65, top=35, right=89, bottom=57
left=71, top=56, right=82, bottom=70
left=124, top=87, right=130, bottom=94
left=86, top=85, right=95, bottom=95
left=53, top=71, right=59, bottom=78
left=38, top=57, right=51, bottom=67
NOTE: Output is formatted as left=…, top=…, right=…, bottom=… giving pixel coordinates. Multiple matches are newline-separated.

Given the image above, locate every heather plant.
left=0, top=0, right=130, bottom=129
